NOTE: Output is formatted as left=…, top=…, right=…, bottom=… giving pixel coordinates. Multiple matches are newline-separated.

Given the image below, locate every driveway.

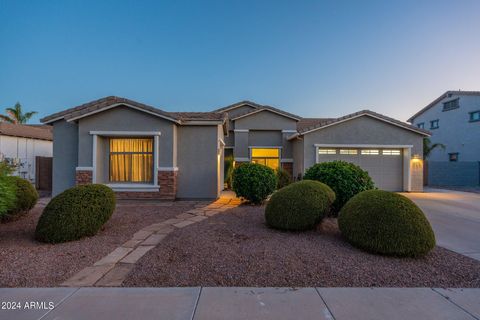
left=403, top=188, right=480, bottom=261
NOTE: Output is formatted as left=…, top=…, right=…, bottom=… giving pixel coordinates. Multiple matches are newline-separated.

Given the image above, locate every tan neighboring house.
left=41, top=96, right=429, bottom=199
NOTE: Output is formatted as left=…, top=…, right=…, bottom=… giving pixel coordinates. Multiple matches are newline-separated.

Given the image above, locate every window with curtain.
left=251, top=148, right=280, bottom=170
left=109, top=138, right=153, bottom=183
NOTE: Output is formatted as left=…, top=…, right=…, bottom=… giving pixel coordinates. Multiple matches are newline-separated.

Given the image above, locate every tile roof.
left=40, top=96, right=226, bottom=124
left=291, top=109, right=430, bottom=139
left=297, top=118, right=336, bottom=132
left=408, top=90, right=480, bottom=123
left=0, top=123, right=52, bottom=141
left=168, top=112, right=226, bottom=121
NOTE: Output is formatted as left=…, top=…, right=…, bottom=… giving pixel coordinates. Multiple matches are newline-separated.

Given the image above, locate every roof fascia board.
left=65, top=103, right=180, bottom=124
left=297, top=113, right=430, bottom=137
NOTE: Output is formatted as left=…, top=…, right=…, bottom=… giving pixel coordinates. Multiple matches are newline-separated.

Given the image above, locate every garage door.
left=317, top=148, right=403, bottom=191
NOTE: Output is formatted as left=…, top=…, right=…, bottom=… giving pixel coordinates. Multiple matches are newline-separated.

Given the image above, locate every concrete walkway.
left=0, top=287, right=479, bottom=320
left=403, top=188, right=480, bottom=261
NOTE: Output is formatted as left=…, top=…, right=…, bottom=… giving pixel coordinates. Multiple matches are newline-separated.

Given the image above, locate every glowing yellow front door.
left=251, top=148, right=280, bottom=170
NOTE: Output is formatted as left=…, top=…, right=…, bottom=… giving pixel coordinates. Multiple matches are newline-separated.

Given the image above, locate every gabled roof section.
left=297, top=118, right=336, bottom=132
left=41, top=96, right=179, bottom=124
left=289, top=110, right=430, bottom=140
left=214, top=100, right=302, bottom=121
left=212, top=100, right=263, bottom=113
left=0, top=123, right=52, bottom=141
left=408, top=90, right=480, bottom=123
left=40, top=96, right=227, bottom=125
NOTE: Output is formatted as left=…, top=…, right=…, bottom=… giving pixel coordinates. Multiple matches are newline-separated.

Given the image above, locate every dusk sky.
left=1, top=0, right=479, bottom=124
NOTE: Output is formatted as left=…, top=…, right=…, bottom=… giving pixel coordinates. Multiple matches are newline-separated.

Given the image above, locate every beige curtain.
left=110, top=138, right=153, bottom=182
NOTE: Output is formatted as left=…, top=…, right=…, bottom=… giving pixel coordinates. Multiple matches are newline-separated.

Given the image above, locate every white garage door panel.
left=317, top=148, right=403, bottom=191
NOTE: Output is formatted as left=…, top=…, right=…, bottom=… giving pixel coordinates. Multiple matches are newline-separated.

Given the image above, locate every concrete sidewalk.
left=0, top=287, right=479, bottom=320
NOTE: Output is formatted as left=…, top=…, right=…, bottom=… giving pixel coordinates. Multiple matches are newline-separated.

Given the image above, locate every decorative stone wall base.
left=281, top=162, right=293, bottom=177
left=76, top=170, right=93, bottom=185
left=410, top=160, right=424, bottom=192
left=76, top=170, right=178, bottom=200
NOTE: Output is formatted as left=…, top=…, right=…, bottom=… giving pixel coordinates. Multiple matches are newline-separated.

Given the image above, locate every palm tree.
left=423, top=137, right=445, bottom=160
left=0, top=102, right=37, bottom=124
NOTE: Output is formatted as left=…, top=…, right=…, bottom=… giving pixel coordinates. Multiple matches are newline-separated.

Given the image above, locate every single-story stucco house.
left=41, top=96, right=429, bottom=199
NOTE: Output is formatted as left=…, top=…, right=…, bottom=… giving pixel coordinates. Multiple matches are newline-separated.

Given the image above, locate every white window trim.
left=105, top=183, right=160, bottom=192
left=233, top=129, right=249, bottom=133
left=76, top=166, right=93, bottom=171
left=90, top=131, right=161, bottom=190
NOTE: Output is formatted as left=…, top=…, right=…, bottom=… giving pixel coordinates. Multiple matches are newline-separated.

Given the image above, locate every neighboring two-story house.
left=408, top=90, right=480, bottom=186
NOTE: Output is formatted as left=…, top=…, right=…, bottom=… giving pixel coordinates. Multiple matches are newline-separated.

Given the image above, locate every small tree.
left=0, top=102, right=37, bottom=124
left=423, top=138, right=445, bottom=160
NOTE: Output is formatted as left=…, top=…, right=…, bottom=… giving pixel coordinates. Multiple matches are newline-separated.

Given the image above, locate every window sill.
left=105, top=183, right=159, bottom=192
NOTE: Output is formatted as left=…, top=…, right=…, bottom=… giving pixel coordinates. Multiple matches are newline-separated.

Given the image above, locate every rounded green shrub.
left=35, top=184, right=116, bottom=243
left=304, top=161, right=375, bottom=214
left=265, top=180, right=335, bottom=231
left=4, top=176, right=39, bottom=219
left=338, top=190, right=435, bottom=257
left=232, top=163, right=277, bottom=204
left=276, top=168, right=292, bottom=190
left=0, top=177, right=16, bottom=219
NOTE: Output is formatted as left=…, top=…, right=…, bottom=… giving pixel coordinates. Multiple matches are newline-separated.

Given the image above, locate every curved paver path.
left=62, top=195, right=242, bottom=287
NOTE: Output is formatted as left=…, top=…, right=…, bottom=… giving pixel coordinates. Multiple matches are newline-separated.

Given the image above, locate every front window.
left=469, top=111, right=480, bottom=122
left=417, top=122, right=424, bottom=129
left=443, top=99, right=459, bottom=111
left=251, top=148, right=280, bottom=170
left=430, top=120, right=439, bottom=129
left=449, top=153, right=459, bottom=162
left=109, top=138, right=154, bottom=183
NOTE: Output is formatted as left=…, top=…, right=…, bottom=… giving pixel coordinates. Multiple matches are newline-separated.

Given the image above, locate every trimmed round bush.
left=304, top=161, right=375, bottom=214
left=276, top=168, right=292, bottom=190
left=265, top=180, right=335, bottom=231
left=4, top=176, right=39, bottom=219
left=338, top=190, right=435, bottom=257
left=35, top=184, right=116, bottom=243
left=232, top=163, right=277, bottom=204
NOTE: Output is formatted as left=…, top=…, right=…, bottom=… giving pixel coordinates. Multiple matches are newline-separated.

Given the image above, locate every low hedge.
left=276, top=168, right=292, bottom=190
left=35, top=184, right=116, bottom=243
left=265, top=180, right=335, bottom=231
left=0, top=177, right=16, bottom=219
left=304, top=161, right=375, bottom=214
left=2, top=176, right=39, bottom=220
left=232, top=163, right=277, bottom=204
left=338, top=190, right=435, bottom=257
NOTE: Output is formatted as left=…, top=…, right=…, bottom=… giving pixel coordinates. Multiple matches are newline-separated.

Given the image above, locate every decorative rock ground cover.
left=61, top=197, right=242, bottom=287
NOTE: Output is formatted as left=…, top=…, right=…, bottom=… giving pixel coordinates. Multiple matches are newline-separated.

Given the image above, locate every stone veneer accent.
left=281, top=162, right=293, bottom=177
left=116, top=170, right=178, bottom=200
left=76, top=170, right=178, bottom=200
left=76, top=170, right=93, bottom=185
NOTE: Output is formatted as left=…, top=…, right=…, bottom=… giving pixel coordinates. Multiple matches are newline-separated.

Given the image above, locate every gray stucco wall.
left=234, top=131, right=249, bottom=159
left=77, top=106, right=176, bottom=168
left=177, top=125, right=220, bottom=199
left=292, top=138, right=304, bottom=178
left=52, top=120, right=78, bottom=196
left=302, top=116, right=424, bottom=171
left=224, top=105, right=256, bottom=130
left=248, top=130, right=282, bottom=147
left=428, top=161, right=480, bottom=186
left=234, top=110, right=297, bottom=130
left=411, top=94, right=480, bottom=161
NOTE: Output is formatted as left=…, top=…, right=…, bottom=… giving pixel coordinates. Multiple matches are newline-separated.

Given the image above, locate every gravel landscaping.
left=124, top=205, right=480, bottom=288
left=0, top=199, right=201, bottom=287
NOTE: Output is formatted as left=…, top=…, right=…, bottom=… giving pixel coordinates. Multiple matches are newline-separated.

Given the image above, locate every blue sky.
left=1, top=0, right=479, bottom=123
